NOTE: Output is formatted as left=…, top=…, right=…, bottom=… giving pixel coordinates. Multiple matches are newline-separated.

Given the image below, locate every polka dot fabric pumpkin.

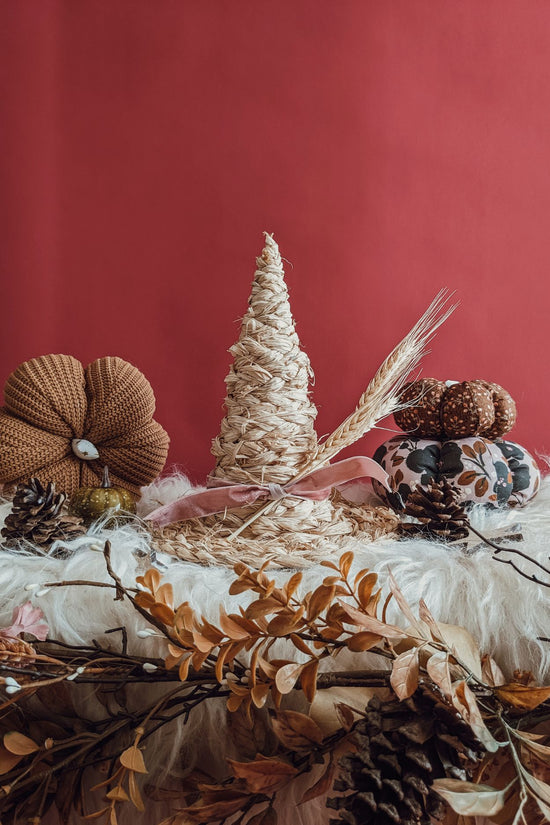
left=372, top=435, right=540, bottom=511
left=394, top=379, right=517, bottom=440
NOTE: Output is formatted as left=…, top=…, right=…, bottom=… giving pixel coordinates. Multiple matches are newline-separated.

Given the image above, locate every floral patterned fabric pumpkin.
left=372, top=435, right=540, bottom=511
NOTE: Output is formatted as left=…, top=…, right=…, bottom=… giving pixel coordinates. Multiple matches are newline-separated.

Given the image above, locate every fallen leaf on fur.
left=432, top=778, right=514, bottom=816
left=3, top=732, right=39, bottom=756
left=418, top=598, right=444, bottom=642
left=120, top=746, right=147, bottom=774
left=387, top=571, right=426, bottom=638
left=496, top=683, right=550, bottom=710
left=337, top=600, right=406, bottom=638
left=390, top=648, right=419, bottom=700
left=271, top=710, right=323, bottom=750
left=227, top=756, right=298, bottom=793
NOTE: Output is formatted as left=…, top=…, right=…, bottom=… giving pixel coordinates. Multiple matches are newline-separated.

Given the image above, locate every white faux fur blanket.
left=2, top=474, right=550, bottom=824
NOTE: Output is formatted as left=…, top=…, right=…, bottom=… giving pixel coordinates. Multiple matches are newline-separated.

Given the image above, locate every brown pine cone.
left=399, top=479, right=469, bottom=540
left=328, top=692, right=484, bottom=825
left=2, top=478, right=86, bottom=552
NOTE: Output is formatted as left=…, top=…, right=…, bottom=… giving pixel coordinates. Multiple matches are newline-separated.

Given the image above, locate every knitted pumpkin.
left=0, top=354, right=169, bottom=496
left=372, top=435, right=540, bottom=511
left=394, top=379, right=517, bottom=440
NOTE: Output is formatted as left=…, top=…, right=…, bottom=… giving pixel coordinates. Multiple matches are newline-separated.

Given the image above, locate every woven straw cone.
left=0, top=354, right=169, bottom=496
left=154, top=233, right=397, bottom=566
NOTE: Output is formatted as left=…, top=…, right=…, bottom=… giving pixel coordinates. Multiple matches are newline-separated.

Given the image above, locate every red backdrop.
left=1, top=1, right=549, bottom=482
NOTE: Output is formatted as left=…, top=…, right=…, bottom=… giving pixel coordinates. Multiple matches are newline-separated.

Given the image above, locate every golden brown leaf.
left=300, top=659, right=319, bottom=703
left=227, top=756, right=298, bottom=793
left=274, top=662, right=304, bottom=694
left=119, top=746, right=148, bottom=774
left=245, top=597, right=285, bottom=620
left=390, top=648, right=420, bottom=700
left=451, top=681, right=499, bottom=752
left=356, top=573, right=378, bottom=610
left=136, top=568, right=161, bottom=594
left=267, top=611, right=304, bottom=636
left=106, top=786, right=129, bottom=802
left=300, top=757, right=335, bottom=804
left=3, top=731, right=39, bottom=756
left=271, top=710, right=324, bottom=750
left=150, top=603, right=176, bottom=625
left=426, top=651, right=452, bottom=699
left=0, top=747, right=23, bottom=775
left=346, top=631, right=383, bottom=652
left=306, top=585, right=336, bottom=622
left=496, top=683, right=550, bottom=710
left=251, top=683, right=270, bottom=708
left=387, top=571, right=426, bottom=638
left=337, top=599, right=406, bottom=638
left=128, top=770, right=145, bottom=811
left=480, top=654, right=506, bottom=688
left=339, top=551, right=354, bottom=578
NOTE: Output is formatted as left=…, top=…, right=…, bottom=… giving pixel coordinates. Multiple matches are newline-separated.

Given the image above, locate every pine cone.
left=328, top=692, right=484, bottom=825
left=0, top=636, right=36, bottom=666
left=400, top=479, right=469, bottom=539
left=1, top=478, right=86, bottom=552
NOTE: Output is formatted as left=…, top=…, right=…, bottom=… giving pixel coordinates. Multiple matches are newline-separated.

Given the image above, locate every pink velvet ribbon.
left=146, top=456, right=389, bottom=528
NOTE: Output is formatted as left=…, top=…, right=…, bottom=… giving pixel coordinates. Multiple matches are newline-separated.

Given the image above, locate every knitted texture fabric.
left=0, top=354, right=169, bottom=496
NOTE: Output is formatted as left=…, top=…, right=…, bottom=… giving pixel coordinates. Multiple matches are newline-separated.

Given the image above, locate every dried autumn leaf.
left=337, top=599, right=406, bottom=638
left=150, top=603, right=176, bottom=625
left=339, top=551, right=354, bottom=578
left=83, top=809, right=110, bottom=820
left=523, top=769, right=550, bottom=808
left=227, top=756, right=298, bottom=793
left=390, top=648, right=420, bottom=700
left=481, top=654, right=506, bottom=687
left=274, top=662, right=304, bottom=694
left=426, top=651, right=453, bottom=699
left=128, top=770, right=145, bottom=812
left=119, top=746, right=148, bottom=774
left=218, top=608, right=251, bottom=641
left=418, top=598, right=444, bottom=642
left=136, top=568, right=161, bottom=593
left=251, top=683, right=270, bottom=709
left=306, top=585, right=336, bottom=622
left=106, top=786, right=129, bottom=802
left=0, top=747, right=23, bottom=775
left=356, top=572, right=378, bottom=610
left=451, top=681, right=499, bottom=753
left=388, top=571, right=426, bottom=638
left=3, top=731, right=39, bottom=756
left=432, top=778, right=514, bottom=816
left=346, top=630, right=383, bottom=652
left=300, top=659, right=319, bottom=703
left=271, top=710, right=324, bottom=750
left=245, top=597, right=285, bottom=620
left=496, top=682, right=550, bottom=710
left=513, top=729, right=550, bottom=760
left=300, top=757, right=335, bottom=804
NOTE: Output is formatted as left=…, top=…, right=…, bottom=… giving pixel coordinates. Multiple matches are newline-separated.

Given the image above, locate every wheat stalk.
left=312, top=289, right=457, bottom=466
left=229, top=290, right=456, bottom=539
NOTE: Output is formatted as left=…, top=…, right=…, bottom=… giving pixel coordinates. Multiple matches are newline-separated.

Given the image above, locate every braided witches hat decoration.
left=149, top=234, right=455, bottom=568
left=0, top=355, right=169, bottom=496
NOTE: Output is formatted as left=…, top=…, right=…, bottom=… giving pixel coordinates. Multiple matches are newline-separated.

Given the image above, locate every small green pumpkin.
left=69, top=466, right=136, bottom=524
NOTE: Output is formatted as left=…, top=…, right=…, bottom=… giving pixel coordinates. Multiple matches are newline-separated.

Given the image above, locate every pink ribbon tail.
left=146, top=456, right=389, bottom=528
